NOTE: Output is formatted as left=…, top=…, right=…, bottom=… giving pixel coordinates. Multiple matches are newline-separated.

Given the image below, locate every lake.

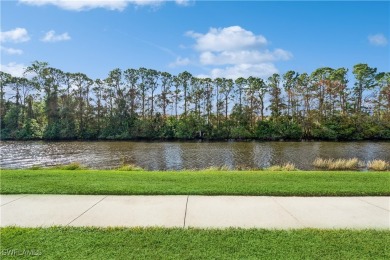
left=1, top=141, right=389, bottom=170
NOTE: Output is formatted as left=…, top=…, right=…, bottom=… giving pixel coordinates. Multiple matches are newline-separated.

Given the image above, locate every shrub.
left=367, top=160, right=389, bottom=171
left=204, top=165, right=230, bottom=171
left=117, top=164, right=144, bottom=171
left=313, top=158, right=360, bottom=170
left=30, top=165, right=42, bottom=170
left=235, top=165, right=255, bottom=171
left=283, top=162, right=297, bottom=171
left=312, top=158, right=329, bottom=169
left=266, top=162, right=297, bottom=171
left=54, top=162, right=85, bottom=170
left=267, top=165, right=283, bottom=171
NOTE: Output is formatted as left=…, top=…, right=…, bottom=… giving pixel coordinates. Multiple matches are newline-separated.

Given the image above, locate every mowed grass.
left=1, top=169, right=389, bottom=196
left=1, top=227, right=389, bottom=259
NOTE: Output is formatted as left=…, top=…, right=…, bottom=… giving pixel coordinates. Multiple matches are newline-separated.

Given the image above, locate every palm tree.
left=178, top=71, right=192, bottom=118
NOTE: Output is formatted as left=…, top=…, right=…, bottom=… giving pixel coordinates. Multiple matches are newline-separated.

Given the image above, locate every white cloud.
left=20, top=0, right=129, bottom=11
left=200, top=49, right=292, bottom=65
left=127, top=0, right=165, bottom=7
left=186, top=26, right=267, bottom=52
left=175, top=0, right=192, bottom=6
left=181, top=26, right=292, bottom=79
left=208, top=64, right=279, bottom=79
left=0, top=46, right=23, bottom=55
left=368, top=33, right=388, bottom=46
left=0, top=62, right=27, bottom=77
left=19, top=0, right=187, bottom=11
left=169, top=56, right=190, bottom=67
left=0, top=28, right=30, bottom=43
left=41, top=30, right=71, bottom=42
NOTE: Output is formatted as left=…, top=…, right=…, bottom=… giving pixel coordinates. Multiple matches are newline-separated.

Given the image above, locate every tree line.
left=0, top=61, right=389, bottom=141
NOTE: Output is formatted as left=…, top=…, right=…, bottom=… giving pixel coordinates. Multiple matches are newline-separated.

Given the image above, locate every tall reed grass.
left=367, top=160, right=389, bottom=171
left=116, top=164, right=144, bottom=171
left=203, top=165, right=231, bottom=171
left=313, top=158, right=360, bottom=170
left=313, top=158, right=389, bottom=171
left=53, top=162, right=85, bottom=170
left=266, top=162, right=297, bottom=171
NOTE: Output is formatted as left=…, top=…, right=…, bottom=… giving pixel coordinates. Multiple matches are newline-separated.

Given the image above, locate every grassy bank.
left=1, top=227, right=389, bottom=259
left=1, top=169, right=389, bottom=196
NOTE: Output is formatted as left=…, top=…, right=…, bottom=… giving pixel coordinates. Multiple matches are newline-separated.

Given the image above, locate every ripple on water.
left=1, top=141, right=389, bottom=170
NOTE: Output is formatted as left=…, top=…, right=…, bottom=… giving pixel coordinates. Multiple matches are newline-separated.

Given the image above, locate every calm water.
left=1, top=141, right=389, bottom=170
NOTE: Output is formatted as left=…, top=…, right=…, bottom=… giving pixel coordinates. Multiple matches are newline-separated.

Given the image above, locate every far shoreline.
left=1, top=138, right=390, bottom=143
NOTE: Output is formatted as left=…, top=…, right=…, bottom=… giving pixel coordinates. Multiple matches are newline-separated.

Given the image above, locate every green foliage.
left=116, top=164, right=144, bottom=171
left=1, top=61, right=389, bottom=141
left=17, top=119, right=43, bottom=139
left=174, top=114, right=203, bottom=139
left=312, top=124, right=339, bottom=140
left=203, top=165, right=230, bottom=171
left=282, top=121, right=303, bottom=139
left=3, top=105, right=21, bottom=138
left=230, top=125, right=252, bottom=139
left=29, top=165, right=42, bottom=170
left=158, top=118, right=176, bottom=139
left=256, top=120, right=277, bottom=140
left=53, top=162, right=85, bottom=170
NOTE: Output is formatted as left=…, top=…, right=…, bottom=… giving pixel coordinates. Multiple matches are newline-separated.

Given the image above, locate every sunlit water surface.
left=1, top=141, right=389, bottom=170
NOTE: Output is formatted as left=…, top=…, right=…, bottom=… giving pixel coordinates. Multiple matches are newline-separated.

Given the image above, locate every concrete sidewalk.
left=1, top=195, right=389, bottom=229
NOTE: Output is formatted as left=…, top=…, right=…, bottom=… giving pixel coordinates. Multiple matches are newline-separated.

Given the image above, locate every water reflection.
left=1, top=141, right=389, bottom=170
left=163, top=143, right=182, bottom=170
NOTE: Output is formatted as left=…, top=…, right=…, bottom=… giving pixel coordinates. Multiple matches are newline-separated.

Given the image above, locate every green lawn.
left=1, top=169, right=389, bottom=196
left=1, top=227, right=389, bottom=259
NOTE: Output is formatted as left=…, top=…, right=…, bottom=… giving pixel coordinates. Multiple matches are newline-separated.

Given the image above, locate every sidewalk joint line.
left=0, top=194, right=30, bottom=207
left=357, top=198, right=389, bottom=212
left=183, top=195, right=189, bottom=228
left=67, top=196, right=107, bottom=226
left=272, top=197, right=303, bottom=226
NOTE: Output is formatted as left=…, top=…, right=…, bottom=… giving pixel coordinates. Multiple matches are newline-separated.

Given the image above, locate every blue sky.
left=1, top=0, right=389, bottom=80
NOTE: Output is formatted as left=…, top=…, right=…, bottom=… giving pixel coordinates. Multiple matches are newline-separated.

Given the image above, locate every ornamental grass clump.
left=267, top=165, right=283, bottom=171
left=330, top=158, right=359, bottom=170
left=367, top=160, right=389, bottom=171
left=235, top=165, right=255, bottom=171
left=204, top=165, right=230, bottom=171
left=30, top=165, right=42, bottom=170
left=53, top=162, right=85, bottom=170
left=313, top=158, right=360, bottom=170
left=283, top=162, right=297, bottom=171
left=312, top=158, right=330, bottom=169
left=267, top=162, right=297, bottom=171
left=116, top=164, right=144, bottom=171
